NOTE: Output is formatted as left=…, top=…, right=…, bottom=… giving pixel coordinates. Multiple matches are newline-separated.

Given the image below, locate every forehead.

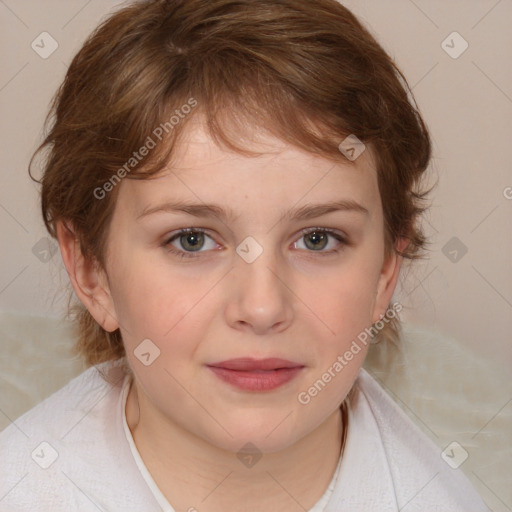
left=116, top=120, right=381, bottom=219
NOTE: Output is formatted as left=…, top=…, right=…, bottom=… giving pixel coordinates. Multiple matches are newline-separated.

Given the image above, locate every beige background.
left=0, top=0, right=511, bottom=510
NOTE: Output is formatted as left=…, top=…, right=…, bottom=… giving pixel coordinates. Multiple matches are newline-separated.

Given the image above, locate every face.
left=94, top=120, right=401, bottom=453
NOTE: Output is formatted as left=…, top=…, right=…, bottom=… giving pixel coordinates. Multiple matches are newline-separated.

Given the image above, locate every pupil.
left=306, top=231, right=327, bottom=250
left=182, top=232, right=203, bottom=251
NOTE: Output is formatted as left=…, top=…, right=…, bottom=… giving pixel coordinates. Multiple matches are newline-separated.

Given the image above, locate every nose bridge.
left=226, top=237, right=293, bottom=334
left=238, top=244, right=281, bottom=297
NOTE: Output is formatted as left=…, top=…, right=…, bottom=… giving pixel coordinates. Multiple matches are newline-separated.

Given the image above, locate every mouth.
left=208, top=357, right=303, bottom=371
left=206, top=358, right=305, bottom=391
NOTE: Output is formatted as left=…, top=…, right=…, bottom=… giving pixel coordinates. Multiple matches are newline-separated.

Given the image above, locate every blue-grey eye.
left=176, top=230, right=205, bottom=251
left=304, top=231, right=329, bottom=251
left=294, top=229, right=345, bottom=253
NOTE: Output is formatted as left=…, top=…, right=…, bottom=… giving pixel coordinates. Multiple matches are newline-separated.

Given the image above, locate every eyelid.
left=293, top=226, right=349, bottom=256
left=297, top=226, right=348, bottom=242
left=163, top=228, right=220, bottom=259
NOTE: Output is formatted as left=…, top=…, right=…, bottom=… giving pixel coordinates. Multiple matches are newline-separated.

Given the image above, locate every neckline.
left=121, top=375, right=176, bottom=511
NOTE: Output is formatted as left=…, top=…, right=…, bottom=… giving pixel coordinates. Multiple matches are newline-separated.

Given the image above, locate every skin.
left=57, top=119, right=404, bottom=511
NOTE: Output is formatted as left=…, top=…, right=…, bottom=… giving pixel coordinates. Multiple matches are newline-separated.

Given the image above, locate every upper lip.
left=207, top=358, right=303, bottom=371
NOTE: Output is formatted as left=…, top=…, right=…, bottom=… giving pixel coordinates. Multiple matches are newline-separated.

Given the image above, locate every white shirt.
left=0, top=359, right=489, bottom=511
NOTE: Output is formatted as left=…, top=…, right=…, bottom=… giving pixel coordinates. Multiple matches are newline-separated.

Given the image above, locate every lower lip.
left=207, top=366, right=304, bottom=391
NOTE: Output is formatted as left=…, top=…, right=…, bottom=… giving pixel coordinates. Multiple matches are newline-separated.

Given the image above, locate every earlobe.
left=56, top=220, right=119, bottom=333
left=372, top=238, right=407, bottom=323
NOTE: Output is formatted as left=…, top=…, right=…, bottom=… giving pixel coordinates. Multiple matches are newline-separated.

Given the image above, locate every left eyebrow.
left=281, top=200, right=369, bottom=222
left=136, top=199, right=369, bottom=222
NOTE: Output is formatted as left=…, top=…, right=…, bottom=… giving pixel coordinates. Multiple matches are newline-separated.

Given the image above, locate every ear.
left=371, top=238, right=407, bottom=323
left=56, top=220, right=119, bottom=332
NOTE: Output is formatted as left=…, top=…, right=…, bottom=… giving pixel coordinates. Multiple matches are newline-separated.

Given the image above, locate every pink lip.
left=209, top=357, right=302, bottom=371
left=207, top=358, right=304, bottom=391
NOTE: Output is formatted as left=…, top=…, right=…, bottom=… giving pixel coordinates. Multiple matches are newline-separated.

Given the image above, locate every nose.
left=224, top=246, right=294, bottom=336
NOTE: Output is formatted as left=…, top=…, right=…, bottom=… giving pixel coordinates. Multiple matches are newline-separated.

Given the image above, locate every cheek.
left=308, top=260, right=380, bottom=339
left=107, top=252, right=222, bottom=363
left=309, top=286, right=375, bottom=361
left=106, top=253, right=185, bottom=341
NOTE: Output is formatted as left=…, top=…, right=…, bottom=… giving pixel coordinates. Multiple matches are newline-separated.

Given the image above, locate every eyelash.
left=163, top=227, right=348, bottom=260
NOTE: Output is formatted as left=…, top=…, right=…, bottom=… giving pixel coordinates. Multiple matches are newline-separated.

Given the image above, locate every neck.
left=125, top=379, right=346, bottom=512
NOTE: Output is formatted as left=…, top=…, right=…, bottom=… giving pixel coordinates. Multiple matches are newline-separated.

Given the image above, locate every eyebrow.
left=136, top=199, right=369, bottom=223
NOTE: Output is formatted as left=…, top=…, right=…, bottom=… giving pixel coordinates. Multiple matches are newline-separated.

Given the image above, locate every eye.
left=293, top=227, right=347, bottom=255
left=163, top=228, right=218, bottom=259
left=163, top=227, right=348, bottom=260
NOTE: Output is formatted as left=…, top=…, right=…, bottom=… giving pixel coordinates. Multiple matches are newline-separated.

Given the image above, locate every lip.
left=208, top=357, right=302, bottom=371
left=207, top=358, right=304, bottom=391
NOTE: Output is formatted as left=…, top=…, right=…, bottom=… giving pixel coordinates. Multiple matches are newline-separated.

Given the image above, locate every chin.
left=197, top=413, right=304, bottom=455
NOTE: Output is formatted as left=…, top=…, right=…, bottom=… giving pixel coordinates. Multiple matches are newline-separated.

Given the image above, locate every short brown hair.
left=30, top=0, right=432, bottom=368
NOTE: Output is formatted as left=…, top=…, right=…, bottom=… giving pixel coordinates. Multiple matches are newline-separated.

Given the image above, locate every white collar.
left=325, top=369, right=399, bottom=510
